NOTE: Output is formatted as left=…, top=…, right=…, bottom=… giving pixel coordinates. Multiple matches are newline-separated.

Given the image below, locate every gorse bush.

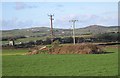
left=51, top=40, right=60, bottom=47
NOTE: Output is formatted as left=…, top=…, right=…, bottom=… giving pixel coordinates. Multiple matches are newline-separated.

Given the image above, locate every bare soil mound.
left=26, top=43, right=104, bottom=55
left=48, top=43, right=104, bottom=54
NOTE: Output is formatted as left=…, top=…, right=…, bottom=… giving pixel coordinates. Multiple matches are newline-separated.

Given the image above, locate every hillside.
left=2, top=25, right=118, bottom=38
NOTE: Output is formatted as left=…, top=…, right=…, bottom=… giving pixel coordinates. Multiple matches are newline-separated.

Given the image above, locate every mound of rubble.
left=26, top=46, right=47, bottom=55
left=48, top=43, right=104, bottom=54
left=26, top=43, right=104, bottom=55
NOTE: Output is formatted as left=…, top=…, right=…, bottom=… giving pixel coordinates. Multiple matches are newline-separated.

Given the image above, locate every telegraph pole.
left=69, top=20, right=78, bottom=45
left=48, top=14, right=54, bottom=42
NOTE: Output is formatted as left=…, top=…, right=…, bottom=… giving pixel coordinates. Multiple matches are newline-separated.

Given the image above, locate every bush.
left=52, top=40, right=60, bottom=47
left=96, top=33, right=119, bottom=42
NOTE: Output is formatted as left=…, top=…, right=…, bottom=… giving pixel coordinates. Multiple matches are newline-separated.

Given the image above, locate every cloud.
left=1, top=18, right=49, bottom=30
left=54, top=12, right=117, bottom=28
left=55, top=14, right=98, bottom=23
left=2, top=11, right=117, bottom=30
left=14, top=2, right=37, bottom=10
left=57, top=4, right=64, bottom=8
left=2, top=18, right=34, bottom=30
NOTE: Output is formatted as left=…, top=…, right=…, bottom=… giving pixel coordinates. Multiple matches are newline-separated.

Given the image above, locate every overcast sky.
left=1, top=2, right=118, bottom=30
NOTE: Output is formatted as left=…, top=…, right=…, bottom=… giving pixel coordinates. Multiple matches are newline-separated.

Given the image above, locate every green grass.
left=2, top=49, right=28, bottom=56
left=2, top=46, right=118, bottom=76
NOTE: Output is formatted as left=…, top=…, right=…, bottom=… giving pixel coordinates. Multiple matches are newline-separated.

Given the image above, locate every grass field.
left=2, top=46, right=118, bottom=76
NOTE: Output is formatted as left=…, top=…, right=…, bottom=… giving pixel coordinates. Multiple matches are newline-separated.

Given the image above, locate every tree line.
left=2, top=32, right=119, bottom=48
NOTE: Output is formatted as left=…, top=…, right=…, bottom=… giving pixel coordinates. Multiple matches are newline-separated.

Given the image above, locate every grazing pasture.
left=2, top=45, right=118, bottom=76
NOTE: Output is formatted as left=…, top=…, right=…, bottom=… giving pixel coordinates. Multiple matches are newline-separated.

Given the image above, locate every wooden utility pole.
left=69, top=20, right=78, bottom=45
left=48, top=14, right=54, bottom=42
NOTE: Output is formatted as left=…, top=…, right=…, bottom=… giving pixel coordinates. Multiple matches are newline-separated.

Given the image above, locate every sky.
left=1, top=2, right=118, bottom=30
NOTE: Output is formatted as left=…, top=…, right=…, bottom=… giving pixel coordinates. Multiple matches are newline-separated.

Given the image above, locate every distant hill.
left=76, top=25, right=118, bottom=35
left=2, top=25, right=119, bottom=38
